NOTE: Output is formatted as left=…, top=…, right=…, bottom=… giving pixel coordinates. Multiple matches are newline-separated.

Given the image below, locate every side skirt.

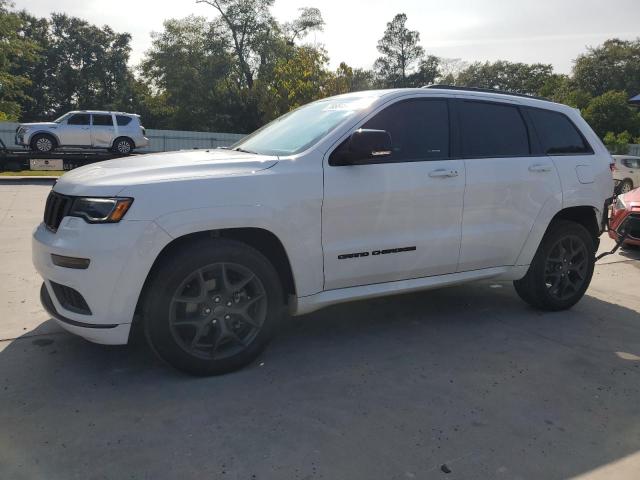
left=291, top=265, right=529, bottom=316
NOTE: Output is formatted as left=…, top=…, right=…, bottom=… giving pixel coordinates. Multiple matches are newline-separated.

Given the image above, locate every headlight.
left=69, top=197, right=133, bottom=223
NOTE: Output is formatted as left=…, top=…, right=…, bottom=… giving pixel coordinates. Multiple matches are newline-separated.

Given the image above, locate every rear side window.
left=361, top=99, right=450, bottom=162
left=458, top=101, right=530, bottom=158
left=67, top=114, right=90, bottom=126
left=116, top=115, right=133, bottom=126
left=527, top=108, right=593, bottom=155
left=92, top=114, right=113, bottom=126
left=621, top=158, right=640, bottom=168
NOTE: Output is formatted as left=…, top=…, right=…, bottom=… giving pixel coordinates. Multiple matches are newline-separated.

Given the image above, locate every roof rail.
left=423, top=84, right=551, bottom=102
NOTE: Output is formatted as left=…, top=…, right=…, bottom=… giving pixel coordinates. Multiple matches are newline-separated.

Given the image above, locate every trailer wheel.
left=30, top=134, right=56, bottom=153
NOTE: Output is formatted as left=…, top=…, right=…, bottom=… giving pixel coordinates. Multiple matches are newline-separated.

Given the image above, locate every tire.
left=30, top=133, right=56, bottom=153
left=144, top=238, right=284, bottom=376
left=112, top=137, right=133, bottom=154
left=619, top=179, right=634, bottom=195
left=513, top=220, right=595, bottom=311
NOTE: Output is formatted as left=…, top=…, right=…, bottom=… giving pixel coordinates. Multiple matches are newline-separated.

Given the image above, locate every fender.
left=514, top=193, right=563, bottom=268
left=153, top=204, right=324, bottom=297
left=26, top=129, right=61, bottom=145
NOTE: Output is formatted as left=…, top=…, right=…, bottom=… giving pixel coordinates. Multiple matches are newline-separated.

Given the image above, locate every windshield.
left=232, top=95, right=378, bottom=156
left=53, top=113, right=72, bottom=123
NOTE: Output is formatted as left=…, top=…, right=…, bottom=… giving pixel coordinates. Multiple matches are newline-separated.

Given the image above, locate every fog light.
left=51, top=254, right=90, bottom=269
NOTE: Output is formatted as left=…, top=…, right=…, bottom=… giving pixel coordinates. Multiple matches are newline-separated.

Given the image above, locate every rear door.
left=455, top=98, right=562, bottom=271
left=322, top=97, right=465, bottom=290
left=91, top=113, right=116, bottom=147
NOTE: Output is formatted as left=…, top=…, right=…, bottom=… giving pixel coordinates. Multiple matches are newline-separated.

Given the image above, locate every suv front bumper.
left=32, top=218, right=172, bottom=345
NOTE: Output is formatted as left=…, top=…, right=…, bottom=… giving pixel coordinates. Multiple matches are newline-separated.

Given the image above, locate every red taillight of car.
left=610, top=162, right=617, bottom=172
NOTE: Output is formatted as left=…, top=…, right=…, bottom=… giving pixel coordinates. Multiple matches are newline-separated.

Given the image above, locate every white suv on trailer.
left=32, top=87, right=613, bottom=375
left=16, top=110, right=149, bottom=154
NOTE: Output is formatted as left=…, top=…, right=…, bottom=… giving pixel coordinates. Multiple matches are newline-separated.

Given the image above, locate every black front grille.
left=44, top=191, right=73, bottom=232
left=50, top=281, right=92, bottom=315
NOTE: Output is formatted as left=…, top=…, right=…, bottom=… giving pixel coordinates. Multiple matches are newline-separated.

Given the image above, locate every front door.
left=60, top=113, right=91, bottom=146
left=91, top=113, right=116, bottom=148
left=322, top=97, right=465, bottom=290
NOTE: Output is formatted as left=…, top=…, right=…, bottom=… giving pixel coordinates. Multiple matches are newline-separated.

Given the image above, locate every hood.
left=19, top=122, right=57, bottom=128
left=54, top=149, right=278, bottom=197
left=620, top=187, right=640, bottom=206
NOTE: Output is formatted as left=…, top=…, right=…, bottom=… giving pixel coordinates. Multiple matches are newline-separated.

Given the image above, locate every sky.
left=15, top=0, right=640, bottom=74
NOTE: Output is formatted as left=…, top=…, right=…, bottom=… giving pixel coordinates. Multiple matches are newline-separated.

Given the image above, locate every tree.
left=284, top=7, right=324, bottom=44
left=0, top=1, right=39, bottom=119
left=262, top=45, right=329, bottom=117
left=603, top=131, right=632, bottom=155
left=582, top=90, right=640, bottom=138
left=455, top=60, right=555, bottom=95
left=407, top=55, right=440, bottom=87
left=140, top=16, right=235, bottom=131
left=374, top=13, right=424, bottom=87
left=573, top=39, right=640, bottom=97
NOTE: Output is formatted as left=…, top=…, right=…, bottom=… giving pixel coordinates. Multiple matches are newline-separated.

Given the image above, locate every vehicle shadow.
left=618, top=245, right=640, bottom=261
left=0, top=177, right=57, bottom=186
left=1, top=281, right=640, bottom=480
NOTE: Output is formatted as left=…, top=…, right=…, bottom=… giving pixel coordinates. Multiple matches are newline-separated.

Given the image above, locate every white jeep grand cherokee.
left=32, top=87, right=613, bottom=375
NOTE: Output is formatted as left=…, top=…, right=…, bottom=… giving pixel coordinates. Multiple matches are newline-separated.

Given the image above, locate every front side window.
left=232, top=95, right=379, bottom=156
left=92, top=114, right=113, bottom=126
left=67, top=114, right=90, bottom=126
left=527, top=108, right=593, bottom=155
left=358, top=99, right=450, bottom=162
left=459, top=101, right=530, bottom=158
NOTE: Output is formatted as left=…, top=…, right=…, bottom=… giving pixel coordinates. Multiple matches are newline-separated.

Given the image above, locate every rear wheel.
left=144, top=238, right=283, bottom=376
left=619, top=179, right=634, bottom=194
left=112, top=137, right=133, bottom=154
left=514, top=220, right=595, bottom=311
left=30, top=134, right=56, bottom=153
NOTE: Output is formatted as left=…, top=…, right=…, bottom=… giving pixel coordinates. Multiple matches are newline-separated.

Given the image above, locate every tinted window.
left=527, top=108, right=592, bottom=155
left=116, top=115, right=132, bottom=126
left=359, top=99, right=450, bottom=162
left=92, top=114, right=113, bottom=126
left=459, top=101, right=530, bottom=157
left=67, top=114, right=90, bottom=126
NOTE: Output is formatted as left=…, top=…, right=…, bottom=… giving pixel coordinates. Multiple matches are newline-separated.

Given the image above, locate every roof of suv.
left=330, top=87, right=572, bottom=113
left=68, top=110, right=139, bottom=117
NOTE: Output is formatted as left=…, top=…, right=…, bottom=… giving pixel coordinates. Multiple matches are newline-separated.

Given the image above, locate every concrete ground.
left=1, top=180, right=639, bottom=480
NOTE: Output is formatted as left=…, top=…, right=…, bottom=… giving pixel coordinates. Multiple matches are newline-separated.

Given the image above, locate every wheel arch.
left=135, top=227, right=297, bottom=318
left=113, top=136, right=136, bottom=149
left=550, top=206, right=600, bottom=243
left=29, top=130, right=60, bottom=146
left=515, top=204, right=601, bottom=269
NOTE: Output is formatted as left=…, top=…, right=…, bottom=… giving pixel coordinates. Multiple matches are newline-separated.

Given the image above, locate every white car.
left=16, top=110, right=149, bottom=154
left=612, top=155, right=640, bottom=194
left=32, top=87, right=613, bottom=375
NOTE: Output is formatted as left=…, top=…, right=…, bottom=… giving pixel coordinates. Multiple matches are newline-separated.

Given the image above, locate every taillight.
left=141, top=126, right=146, bottom=135
left=610, top=162, right=617, bottom=172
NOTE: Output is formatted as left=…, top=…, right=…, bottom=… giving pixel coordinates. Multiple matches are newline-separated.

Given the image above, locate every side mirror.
left=331, top=129, right=393, bottom=165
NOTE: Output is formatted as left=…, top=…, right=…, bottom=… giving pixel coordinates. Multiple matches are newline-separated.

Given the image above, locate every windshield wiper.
left=233, top=147, right=258, bottom=155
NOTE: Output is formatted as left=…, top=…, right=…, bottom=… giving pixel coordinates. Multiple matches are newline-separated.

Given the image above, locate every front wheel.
left=514, top=220, right=595, bottom=311
left=30, top=134, right=56, bottom=153
left=144, top=238, right=284, bottom=376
